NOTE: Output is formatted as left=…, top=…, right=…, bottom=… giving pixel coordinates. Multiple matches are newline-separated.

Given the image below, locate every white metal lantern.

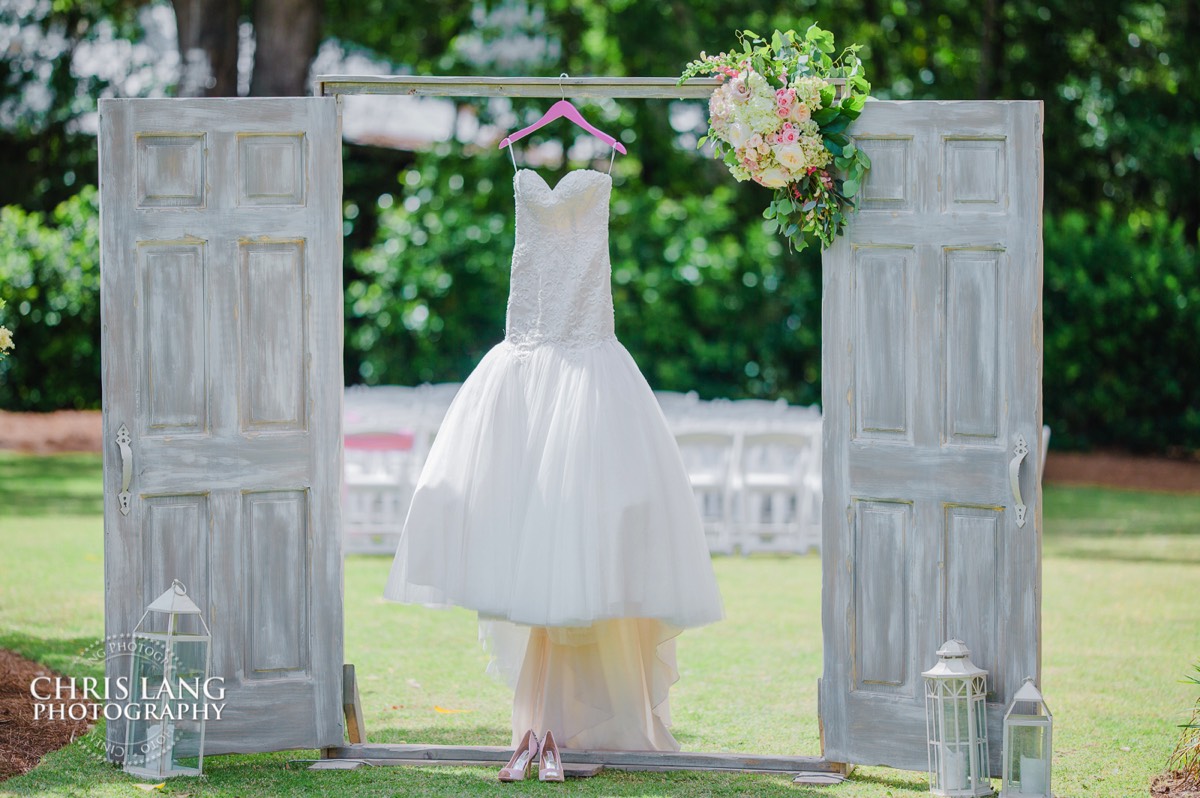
left=1000, top=678, right=1052, bottom=798
left=124, top=580, right=211, bottom=779
left=923, top=639, right=993, bottom=797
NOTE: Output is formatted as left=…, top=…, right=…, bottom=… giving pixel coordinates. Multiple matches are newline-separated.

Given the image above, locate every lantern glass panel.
left=124, top=635, right=169, bottom=777
left=166, top=636, right=208, bottom=769
left=1006, top=722, right=1049, bottom=796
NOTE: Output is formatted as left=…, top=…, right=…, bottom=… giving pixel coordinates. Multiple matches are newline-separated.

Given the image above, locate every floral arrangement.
left=0, top=299, right=12, bottom=361
left=680, top=25, right=871, bottom=251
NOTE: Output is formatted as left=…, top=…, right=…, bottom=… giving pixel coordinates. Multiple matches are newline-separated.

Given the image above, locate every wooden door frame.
left=309, top=76, right=1036, bottom=777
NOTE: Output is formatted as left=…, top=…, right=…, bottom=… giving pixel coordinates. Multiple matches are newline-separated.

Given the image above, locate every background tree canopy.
left=0, top=0, right=1197, bottom=454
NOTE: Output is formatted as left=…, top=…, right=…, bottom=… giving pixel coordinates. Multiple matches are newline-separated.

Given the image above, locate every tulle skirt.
left=383, top=337, right=724, bottom=749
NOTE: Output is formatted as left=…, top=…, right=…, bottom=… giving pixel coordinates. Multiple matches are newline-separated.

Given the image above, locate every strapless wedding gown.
left=383, top=167, right=724, bottom=751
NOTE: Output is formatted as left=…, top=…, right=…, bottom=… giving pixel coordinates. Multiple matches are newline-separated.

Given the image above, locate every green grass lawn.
left=1, top=450, right=1198, bottom=796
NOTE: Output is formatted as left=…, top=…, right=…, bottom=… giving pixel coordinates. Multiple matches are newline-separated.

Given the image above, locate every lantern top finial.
left=146, top=580, right=203, bottom=615
left=1013, top=676, right=1044, bottom=702
left=923, top=638, right=988, bottom=680
left=936, top=639, right=972, bottom=659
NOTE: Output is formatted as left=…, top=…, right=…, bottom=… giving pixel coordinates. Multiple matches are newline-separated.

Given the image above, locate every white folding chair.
left=735, top=430, right=819, bottom=555
left=674, top=431, right=740, bottom=555
left=342, top=431, right=418, bottom=555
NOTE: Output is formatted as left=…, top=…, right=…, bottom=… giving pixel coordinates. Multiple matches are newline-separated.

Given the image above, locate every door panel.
left=820, top=101, right=1043, bottom=773
left=100, top=97, right=344, bottom=755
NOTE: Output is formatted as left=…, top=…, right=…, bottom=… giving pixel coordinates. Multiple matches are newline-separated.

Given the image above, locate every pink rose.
left=776, top=106, right=789, bottom=118
left=730, top=76, right=750, bottom=102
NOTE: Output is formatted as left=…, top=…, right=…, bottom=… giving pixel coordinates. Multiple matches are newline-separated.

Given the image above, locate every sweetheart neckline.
left=516, top=168, right=612, bottom=194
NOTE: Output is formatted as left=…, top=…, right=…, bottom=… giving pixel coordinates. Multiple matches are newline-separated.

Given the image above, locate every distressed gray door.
left=820, top=101, right=1043, bottom=773
left=99, top=98, right=344, bottom=754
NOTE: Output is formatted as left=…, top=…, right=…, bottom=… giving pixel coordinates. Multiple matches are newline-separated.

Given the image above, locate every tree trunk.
left=977, top=0, right=1002, bottom=99
left=171, top=0, right=239, bottom=97
left=250, top=0, right=322, bottom=97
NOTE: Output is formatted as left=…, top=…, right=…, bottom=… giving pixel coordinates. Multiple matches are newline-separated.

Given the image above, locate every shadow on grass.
left=0, top=452, right=103, bottom=517
left=1044, top=540, right=1200, bottom=565
left=368, top=725, right=512, bottom=746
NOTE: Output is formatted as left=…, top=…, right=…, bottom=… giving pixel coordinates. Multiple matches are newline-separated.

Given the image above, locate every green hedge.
left=1043, top=207, right=1200, bottom=455
left=1, top=184, right=1197, bottom=456
left=0, top=187, right=101, bottom=410
left=344, top=154, right=822, bottom=406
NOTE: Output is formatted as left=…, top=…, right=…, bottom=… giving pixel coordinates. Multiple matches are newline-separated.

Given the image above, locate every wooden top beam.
left=315, top=75, right=723, bottom=99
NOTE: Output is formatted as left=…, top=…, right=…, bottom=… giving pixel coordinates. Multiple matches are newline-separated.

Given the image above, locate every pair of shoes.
left=538, top=730, right=564, bottom=782
left=498, top=729, right=539, bottom=781
left=498, top=729, right=565, bottom=782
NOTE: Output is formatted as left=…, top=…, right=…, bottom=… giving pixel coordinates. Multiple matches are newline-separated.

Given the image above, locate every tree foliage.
left=0, top=188, right=101, bottom=410
left=1, top=0, right=1198, bottom=454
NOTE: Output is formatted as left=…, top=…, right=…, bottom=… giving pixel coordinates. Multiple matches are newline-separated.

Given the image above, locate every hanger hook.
left=559, top=72, right=568, bottom=102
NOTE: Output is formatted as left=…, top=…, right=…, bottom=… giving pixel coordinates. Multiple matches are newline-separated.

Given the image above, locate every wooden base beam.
left=324, top=743, right=842, bottom=775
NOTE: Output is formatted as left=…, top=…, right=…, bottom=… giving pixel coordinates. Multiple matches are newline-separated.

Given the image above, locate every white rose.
left=0, top=325, right=12, bottom=354
left=755, top=166, right=790, bottom=188
left=725, top=121, right=752, bottom=149
left=775, top=143, right=807, bottom=172
left=790, top=102, right=812, bottom=124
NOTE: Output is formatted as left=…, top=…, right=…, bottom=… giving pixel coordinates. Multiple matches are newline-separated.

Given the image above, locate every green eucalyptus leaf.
left=843, top=179, right=860, bottom=197
left=812, top=107, right=838, bottom=125
left=822, top=116, right=851, bottom=135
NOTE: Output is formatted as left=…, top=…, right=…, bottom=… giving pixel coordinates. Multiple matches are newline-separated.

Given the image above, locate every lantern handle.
left=172, top=579, right=187, bottom=595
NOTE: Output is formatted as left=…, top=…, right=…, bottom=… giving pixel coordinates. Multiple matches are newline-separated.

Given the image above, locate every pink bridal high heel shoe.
left=498, top=729, right=539, bottom=782
left=538, top=729, right=564, bottom=782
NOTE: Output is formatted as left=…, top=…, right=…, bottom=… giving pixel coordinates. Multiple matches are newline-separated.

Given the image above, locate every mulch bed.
left=0, top=410, right=103, bottom=455
left=1152, top=771, right=1200, bottom=797
left=0, top=649, right=93, bottom=782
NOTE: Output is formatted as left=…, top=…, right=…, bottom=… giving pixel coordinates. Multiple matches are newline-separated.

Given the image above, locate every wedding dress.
left=383, top=166, right=724, bottom=751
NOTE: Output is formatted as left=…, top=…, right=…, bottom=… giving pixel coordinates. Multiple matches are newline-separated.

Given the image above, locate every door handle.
left=1009, top=433, right=1029, bottom=528
left=115, top=423, right=132, bottom=516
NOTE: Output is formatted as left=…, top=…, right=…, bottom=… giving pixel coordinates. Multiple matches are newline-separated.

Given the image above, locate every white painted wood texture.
left=820, top=101, right=1043, bottom=774
left=99, top=97, right=345, bottom=755
left=315, top=74, right=845, bottom=100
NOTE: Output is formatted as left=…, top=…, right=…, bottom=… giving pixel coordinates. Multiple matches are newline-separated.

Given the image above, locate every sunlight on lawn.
left=1, top=452, right=1198, bottom=797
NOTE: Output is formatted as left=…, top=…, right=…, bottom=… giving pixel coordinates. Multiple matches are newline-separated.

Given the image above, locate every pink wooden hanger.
left=498, top=74, right=628, bottom=155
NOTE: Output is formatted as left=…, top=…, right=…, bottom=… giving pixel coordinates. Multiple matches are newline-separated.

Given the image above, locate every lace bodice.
left=505, top=169, right=616, bottom=356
